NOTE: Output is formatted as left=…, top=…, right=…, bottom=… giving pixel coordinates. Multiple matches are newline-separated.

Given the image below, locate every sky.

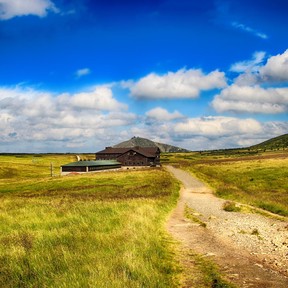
left=0, top=0, right=288, bottom=152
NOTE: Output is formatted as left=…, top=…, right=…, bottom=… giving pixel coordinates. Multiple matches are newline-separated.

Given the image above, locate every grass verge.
left=187, top=252, right=237, bottom=288
left=184, top=156, right=288, bottom=217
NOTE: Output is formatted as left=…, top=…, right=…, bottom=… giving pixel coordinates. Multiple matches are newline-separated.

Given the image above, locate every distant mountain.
left=249, top=134, right=288, bottom=150
left=113, top=137, right=190, bottom=153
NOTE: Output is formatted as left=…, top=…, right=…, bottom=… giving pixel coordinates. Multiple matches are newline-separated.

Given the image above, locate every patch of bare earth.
left=166, top=165, right=288, bottom=288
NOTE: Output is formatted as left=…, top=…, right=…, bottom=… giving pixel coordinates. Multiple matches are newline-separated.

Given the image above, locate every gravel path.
left=166, top=165, right=288, bottom=288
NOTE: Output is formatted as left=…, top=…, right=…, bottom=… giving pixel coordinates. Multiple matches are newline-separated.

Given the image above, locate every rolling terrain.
left=249, top=133, right=288, bottom=150
left=0, top=136, right=287, bottom=287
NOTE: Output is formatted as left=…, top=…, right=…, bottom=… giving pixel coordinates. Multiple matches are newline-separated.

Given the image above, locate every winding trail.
left=166, top=165, right=288, bottom=288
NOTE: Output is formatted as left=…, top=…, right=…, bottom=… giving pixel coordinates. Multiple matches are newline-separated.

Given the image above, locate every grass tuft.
left=251, top=228, right=260, bottom=236
left=188, top=252, right=237, bottom=288
left=223, top=201, right=241, bottom=212
left=184, top=205, right=207, bottom=227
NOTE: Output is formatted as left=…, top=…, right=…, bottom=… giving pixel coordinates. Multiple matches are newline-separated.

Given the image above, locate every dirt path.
left=166, top=165, right=288, bottom=288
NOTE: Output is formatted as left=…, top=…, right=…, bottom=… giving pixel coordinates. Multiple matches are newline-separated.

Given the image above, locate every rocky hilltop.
left=113, top=137, right=190, bottom=153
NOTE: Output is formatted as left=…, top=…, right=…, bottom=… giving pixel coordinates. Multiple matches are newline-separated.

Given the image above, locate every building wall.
left=96, top=153, right=121, bottom=160
left=96, top=147, right=161, bottom=166
left=61, top=164, right=121, bottom=175
left=117, top=151, right=153, bottom=166
left=88, top=164, right=121, bottom=171
left=62, top=166, right=86, bottom=172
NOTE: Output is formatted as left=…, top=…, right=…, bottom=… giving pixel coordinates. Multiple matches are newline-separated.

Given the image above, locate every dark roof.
left=96, top=147, right=160, bottom=157
left=96, top=147, right=131, bottom=154
left=61, top=160, right=121, bottom=167
left=120, top=148, right=157, bottom=158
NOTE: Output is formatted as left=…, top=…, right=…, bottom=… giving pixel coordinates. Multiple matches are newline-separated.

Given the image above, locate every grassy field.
left=2, top=151, right=286, bottom=287
left=0, top=154, right=180, bottom=287
left=162, top=150, right=288, bottom=217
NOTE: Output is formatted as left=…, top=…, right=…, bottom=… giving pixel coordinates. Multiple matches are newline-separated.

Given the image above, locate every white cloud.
left=0, top=85, right=50, bottom=100
left=0, top=85, right=133, bottom=151
left=230, top=51, right=266, bottom=73
left=0, top=0, right=58, bottom=20
left=212, top=85, right=288, bottom=114
left=212, top=50, right=288, bottom=114
left=174, top=116, right=262, bottom=137
left=172, top=117, right=287, bottom=150
left=59, top=86, right=127, bottom=111
left=124, top=115, right=287, bottom=151
left=145, top=107, right=184, bottom=121
left=3, top=83, right=285, bottom=153
left=231, top=50, right=288, bottom=86
left=232, top=22, right=268, bottom=39
left=75, top=68, right=91, bottom=78
left=260, top=49, right=288, bottom=82
left=233, top=71, right=259, bottom=86
left=129, top=68, right=227, bottom=99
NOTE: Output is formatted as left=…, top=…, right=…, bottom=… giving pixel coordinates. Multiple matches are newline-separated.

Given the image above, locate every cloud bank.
left=0, top=85, right=135, bottom=151
left=174, top=116, right=262, bottom=137
left=0, top=50, right=287, bottom=152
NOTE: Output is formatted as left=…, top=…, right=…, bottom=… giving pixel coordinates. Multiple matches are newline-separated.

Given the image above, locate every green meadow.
left=0, top=155, right=180, bottom=287
left=1, top=151, right=287, bottom=287
left=163, top=151, right=288, bottom=217
left=191, top=157, right=288, bottom=216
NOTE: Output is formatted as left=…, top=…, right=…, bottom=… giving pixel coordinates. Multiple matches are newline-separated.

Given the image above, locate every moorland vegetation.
left=0, top=154, right=180, bottom=287
left=162, top=149, right=288, bottom=217
left=0, top=145, right=287, bottom=287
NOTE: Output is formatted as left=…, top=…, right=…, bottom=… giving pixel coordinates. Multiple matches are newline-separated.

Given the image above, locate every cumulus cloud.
left=0, top=85, right=134, bottom=151
left=174, top=116, right=262, bottom=137
left=124, top=114, right=287, bottom=151
left=59, top=86, right=127, bottom=111
left=259, top=49, right=288, bottom=82
left=145, top=107, right=184, bottom=121
left=0, top=0, right=58, bottom=20
left=129, top=68, right=227, bottom=99
left=212, top=85, right=288, bottom=114
left=212, top=50, right=288, bottom=114
left=75, top=68, right=91, bottom=78
left=231, top=49, right=288, bottom=86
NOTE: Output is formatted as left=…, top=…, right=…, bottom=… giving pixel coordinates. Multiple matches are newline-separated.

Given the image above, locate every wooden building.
left=96, top=146, right=160, bottom=167
left=61, top=160, right=121, bottom=175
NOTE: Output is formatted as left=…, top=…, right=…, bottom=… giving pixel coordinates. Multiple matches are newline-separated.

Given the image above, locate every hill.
left=113, top=136, right=190, bottom=153
left=249, top=134, right=288, bottom=150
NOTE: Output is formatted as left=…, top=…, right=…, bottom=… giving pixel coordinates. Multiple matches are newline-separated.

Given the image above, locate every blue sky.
left=0, top=0, right=287, bottom=152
